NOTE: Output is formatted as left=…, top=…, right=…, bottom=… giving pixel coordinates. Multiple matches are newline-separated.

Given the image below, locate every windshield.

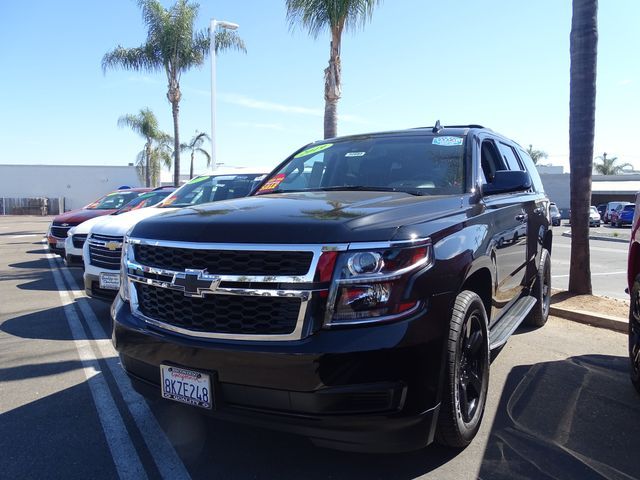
left=255, top=135, right=466, bottom=196
left=590, top=207, right=598, bottom=214
left=550, top=205, right=559, bottom=214
left=86, top=191, right=142, bottom=210
left=115, top=190, right=174, bottom=214
left=158, top=174, right=266, bottom=208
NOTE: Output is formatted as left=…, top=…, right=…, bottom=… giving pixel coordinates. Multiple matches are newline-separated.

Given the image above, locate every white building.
left=0, top=164, right=140, bottom=214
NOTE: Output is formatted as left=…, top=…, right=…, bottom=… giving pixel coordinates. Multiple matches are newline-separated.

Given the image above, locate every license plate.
left=160, top=365, right=212, bottom=409
left=99, top=272, right=120, bottom=290
left=56, top=241, right=66, bottom=249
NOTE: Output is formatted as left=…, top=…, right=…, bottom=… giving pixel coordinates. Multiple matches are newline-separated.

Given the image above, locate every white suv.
left=83, top=171, right=266, bottom=300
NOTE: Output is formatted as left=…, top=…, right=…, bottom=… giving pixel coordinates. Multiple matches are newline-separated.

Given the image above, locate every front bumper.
left=111, top=293, right=452, bottom=452
left=46, top=235, right=65, bottom=256
left=84, top=271, right=118, bottom=301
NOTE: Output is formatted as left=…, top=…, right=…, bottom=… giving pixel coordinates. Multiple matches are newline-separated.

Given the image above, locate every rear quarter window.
left=516, top=147, right=545, bottom=193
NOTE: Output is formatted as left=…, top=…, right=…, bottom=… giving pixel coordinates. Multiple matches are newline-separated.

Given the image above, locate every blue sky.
left=2, top=0, right=639, bottom=176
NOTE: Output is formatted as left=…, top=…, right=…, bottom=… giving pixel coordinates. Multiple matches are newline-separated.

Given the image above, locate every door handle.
left=515, top=214, right=527, bottom=222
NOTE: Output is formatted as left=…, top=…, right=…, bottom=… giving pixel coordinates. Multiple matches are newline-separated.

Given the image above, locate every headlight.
left=325, top=239, right=433, bottom=326
left=119, top=229, right=134, bottom=302
left=67, top=227, right=76, bottom=237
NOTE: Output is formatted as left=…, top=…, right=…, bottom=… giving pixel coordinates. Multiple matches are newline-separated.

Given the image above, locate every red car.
left=46, top=188, right=151, bottom=255
left=626, top=193, right=640, bottom=394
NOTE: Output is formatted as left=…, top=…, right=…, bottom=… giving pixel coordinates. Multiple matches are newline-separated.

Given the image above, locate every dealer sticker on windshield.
left=432, top=136, right=464, bottom=146
left=294, top=143, right=333, bottom=158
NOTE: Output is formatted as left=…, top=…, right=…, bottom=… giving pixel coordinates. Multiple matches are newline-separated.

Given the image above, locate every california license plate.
left=160, top=365, right=213, bottom=409
left=99, top=272, right=120, bottom=290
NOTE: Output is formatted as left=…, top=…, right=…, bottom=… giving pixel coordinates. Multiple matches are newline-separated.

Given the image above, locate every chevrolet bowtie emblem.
left=62, top=223, right=69, bottom=227
left=104, top=241, right=122, bottom=251
left=172, top=269, right=221, bottom=297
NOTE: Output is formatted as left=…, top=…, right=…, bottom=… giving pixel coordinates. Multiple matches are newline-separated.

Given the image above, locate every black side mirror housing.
left=482, top=170, right=532, bottom=196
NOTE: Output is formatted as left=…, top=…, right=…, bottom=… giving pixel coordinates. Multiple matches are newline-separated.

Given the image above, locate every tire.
left=436, top=291, right=490, bottom=448
left=629, top=277, right=640, bottom=395
left=525, top=248, right=551, bottom=328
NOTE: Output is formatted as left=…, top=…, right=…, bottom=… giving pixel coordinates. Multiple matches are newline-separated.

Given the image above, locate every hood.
left=53, top=208, right=115, bottom=225
left=132, top=191, right=466, bottom=244
left=90, top=206, right=178, bottom=237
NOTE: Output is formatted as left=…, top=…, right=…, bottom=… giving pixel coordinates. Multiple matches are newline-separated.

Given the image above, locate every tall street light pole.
left=210, top=19, right=239, bottom=171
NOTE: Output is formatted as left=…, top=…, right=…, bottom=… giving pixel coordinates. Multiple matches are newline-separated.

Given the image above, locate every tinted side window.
left=498, top=143, right=524, bottom=171
left=480, top=140, right=505, bottom=183
left=516, top=147, right=545, bottom=193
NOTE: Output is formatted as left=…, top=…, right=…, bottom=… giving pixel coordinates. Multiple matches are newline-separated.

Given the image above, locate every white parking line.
left=46, top=253, right=148, bottom=480
left=56, top=260, right=191, bottom=480
left=10, top=234, right=38, bottom=238
left=553, top=271, right=627, bottom=279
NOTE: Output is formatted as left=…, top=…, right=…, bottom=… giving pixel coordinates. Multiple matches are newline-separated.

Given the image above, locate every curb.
left=550, top=305, right=628, bottom=333
left=561, top=230, right=629, bottom=244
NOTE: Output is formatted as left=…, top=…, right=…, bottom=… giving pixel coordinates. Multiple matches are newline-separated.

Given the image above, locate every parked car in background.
left=46, top=188, right=151, bottom=256
left=64, top=187, right=175, bottom=265
left=550, top=203, right=561, bottom=226
left=112, top=125, right=552, bottom=451
left=84, top=171, right=266, bottom=300
left=604, top=201, right=632, bottom=224
left=625, top=193, right=640, bottom=394
left=597, top=203, right=607, bottom=221
left=610, top=203, right=635, bottom=228
left=589, top=206, right=601, bottom=227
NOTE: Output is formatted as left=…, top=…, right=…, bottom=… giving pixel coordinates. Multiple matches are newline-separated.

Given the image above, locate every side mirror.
left=482, top=170, right=532, bottom=196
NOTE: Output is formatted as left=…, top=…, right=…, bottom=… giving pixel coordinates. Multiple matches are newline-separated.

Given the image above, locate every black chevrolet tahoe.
left=111, top=125, right=552, bottom=452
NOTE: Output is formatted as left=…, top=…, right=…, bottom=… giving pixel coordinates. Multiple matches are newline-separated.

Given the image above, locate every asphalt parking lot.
left=1, top=216, right=639, bottom=480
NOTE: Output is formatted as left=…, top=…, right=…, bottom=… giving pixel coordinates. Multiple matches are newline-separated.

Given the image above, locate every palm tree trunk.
left=171, top=99, right=181, bottom=187
left=568, top=0, right=598, bottom=295
left=190, top=151, right=195, bottom=179
left=323, top=33, right=342, bottom=139
left=145, top=139, right=151, bottom=187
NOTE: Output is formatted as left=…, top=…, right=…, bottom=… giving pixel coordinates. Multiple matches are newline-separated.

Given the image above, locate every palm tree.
left=135, top=136, right=174, bottom=187
left=181, top=131, right=211, bottom=179
left=568, top=0, right=598, bottom=295
left=526, top=144, right=548, bottom=165
left=118, top=108, right=172, bottom=187
left=593, top=152, right=632, bottom=175
left=286, top=0, right=380, bottom=139
left=102, top=0, right=246, bottom=186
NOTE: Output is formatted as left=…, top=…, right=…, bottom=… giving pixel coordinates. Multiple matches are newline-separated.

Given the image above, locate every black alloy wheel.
left=458, top=311, right=487, bottom=423
left=526, top=248, right=551, bottom=327
left=436, top=291, right=490, bottom=448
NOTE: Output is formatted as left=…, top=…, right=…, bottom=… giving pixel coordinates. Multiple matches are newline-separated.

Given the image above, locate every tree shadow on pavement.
left=1, top=300, right=111, bottom=341
left=478, top=354, right=640, bottom=479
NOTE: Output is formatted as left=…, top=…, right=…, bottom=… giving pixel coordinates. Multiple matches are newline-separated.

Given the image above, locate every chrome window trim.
left=129, top=280, right=309, bottom=341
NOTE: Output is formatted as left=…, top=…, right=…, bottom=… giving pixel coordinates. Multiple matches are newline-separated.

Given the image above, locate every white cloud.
left=218, top=93, right=367, bottom=124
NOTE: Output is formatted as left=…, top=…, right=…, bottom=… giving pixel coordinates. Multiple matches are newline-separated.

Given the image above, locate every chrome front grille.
left=72, top=234, right=87, bottom=249
left=135, top=283, right=301, bottom=335
left=51, top=224, right=73, bottom=238
left=88, top=234, right=123, bottom=270
left=133, top=244, right=313, bottom=276
left=125, top=239, right=337, bottom=341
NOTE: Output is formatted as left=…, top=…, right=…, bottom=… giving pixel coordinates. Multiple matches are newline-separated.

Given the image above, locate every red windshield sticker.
left=257, top=174, right=286, bottom=194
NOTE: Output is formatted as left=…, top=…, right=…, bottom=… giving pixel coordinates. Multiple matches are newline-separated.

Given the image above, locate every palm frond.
left=213, top=30, right=247, bottom=54
left=286, top=0, right=380, bottom=38
left=102, top=45, right=160, bottom=74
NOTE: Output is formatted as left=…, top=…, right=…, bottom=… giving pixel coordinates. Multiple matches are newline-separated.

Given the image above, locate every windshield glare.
left=115, top=190, right=173, bottom=214
left=158, top=174, right=266, bottom=208
left=87, top=191, right=141, bottom=210
left=256, top=136, right=466, bottom=196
